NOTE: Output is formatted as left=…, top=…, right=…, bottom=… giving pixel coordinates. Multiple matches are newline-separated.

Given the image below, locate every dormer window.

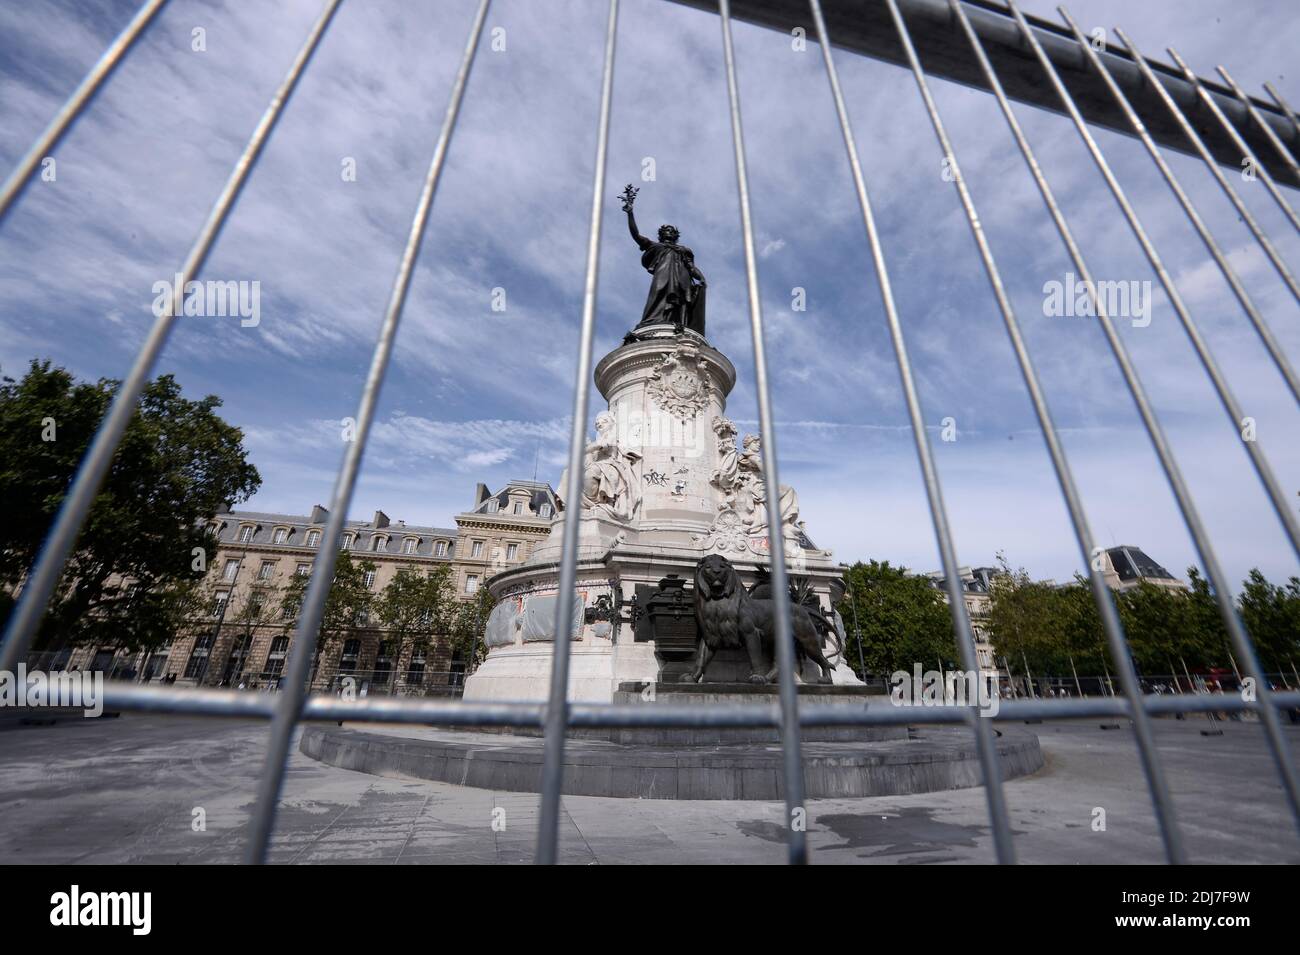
left=272, top=528, right=288, bottom=544
left=512, top=501, right=523, bottom=515
left=539, top=504, right=552, bottom=519
left=306, top=530, right=321, bottom=547
left=340, top=533, right=354, bottom=550
left=486, top=499, right=499, bottom=514
left=434, top=540, right=448, bottom=557
left=403, top=538, right=418, bottom=555
left=238, top=525, right=254, bottom=543
left=371, top=535, right=386, bottom=552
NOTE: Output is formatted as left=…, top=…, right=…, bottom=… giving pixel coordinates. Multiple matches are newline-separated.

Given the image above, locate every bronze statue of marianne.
left=620, top=184, right=706, bottom=337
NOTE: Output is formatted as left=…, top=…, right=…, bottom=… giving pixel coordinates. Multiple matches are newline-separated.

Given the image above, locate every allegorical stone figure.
left=580, top=411, right=642, bottom=521
left=621, top=184, right=707, bottom=336
left=737, top=433, right=803, bottom=547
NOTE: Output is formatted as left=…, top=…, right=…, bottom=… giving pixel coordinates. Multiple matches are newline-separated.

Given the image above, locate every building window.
left=356, top=608, right=370, bottom=627
left=373, top=641, right=392, bottom=685
left=212, top=591, right=230, bottom=617
left=281, top=600, right=299, bottom=620
left=272, top=528, right=288, bottom=544
left=465, top=574, right=479, bottom=594
left=258, top=560, right=275, bottom=580
left=371, top=535, right=385, bottom=552
left=223, top=559, right=240, bottom=582
left=363, top=570, right=377, bottom=590
left=471, top=541, right=483, bottom=559
left=486, top=499, right=499, bottom=513
left=513, top=501, right=523, bottom=515
left=434, top=540, right=448, bottom=557
left=184, top=634, right=214, bottom=680
left=248, top=593, right=265, bottom=617
left=506, top=543, right=519, bottom=560
left=407, top=650, right=426, bottom=685
left=238, top=525, right=254, bottom=543
left=306, top=530, right=321, bottom=547
left=340, top=533, right=354, bottom=550
left=403, top=538, right=418, bottom=555
left=338, top=638, right=361, bottom=673
left=295, top=562, right=310, bottom=576
left=263, top=636, right=289, bottom=679
left=539, top=503, right=552, bottom=518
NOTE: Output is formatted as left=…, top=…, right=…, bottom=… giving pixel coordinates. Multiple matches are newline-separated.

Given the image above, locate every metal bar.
left=0, top=0, right=169, bottom=224
left=1165, top=47, right=1300, bottom=232
left=243, top=0, right=490, bottom=865
left=962, top=0, right=1300, bottom=834
left=1113, top=30, right=1300, bottom=305
left=885, top=0, right=1184, bottom=863
left=1263, top=83, right=1300, bottom=141
left=535, top=0, right=619, bottom=868
left=1217, top=66, right=1300, bottom=184
left=1014, top=3, right=1300, bottom=562
left=0, top=0, right=344, bottom=678
left=85, top=681, right=1300, bottom=725
left=809, top=0, right=1014, bottom=864
left=719, top=0, right=808, bottom=866
left=1056, top=11, right=1300, bottom=406
left=667, top=0, right=1300, bottom=186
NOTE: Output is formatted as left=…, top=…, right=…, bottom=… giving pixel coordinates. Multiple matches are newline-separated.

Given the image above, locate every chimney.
left=474, top=483, right=490, bottom=508
left=310, top=504, right=329, bottom=524
left=373, top=510, right=390, bottom=529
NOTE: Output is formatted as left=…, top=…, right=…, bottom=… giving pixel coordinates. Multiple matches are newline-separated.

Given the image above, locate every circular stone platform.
left=299, top=721, right=1044, bottom=800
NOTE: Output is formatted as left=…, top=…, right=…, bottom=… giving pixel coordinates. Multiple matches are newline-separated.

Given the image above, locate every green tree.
left=1238, top=568, right=1300, bottom=675
left=280, top=551, right=376, bottom=688
left=835, top=560, right=956, bottom=678
left=986, top=558, right=1067, bottom=693
left=219, top=575, right=284, bottom=686
left=0, top=360, right=260, bottom=651
left=376, top=564, right=456, bottom=693
left=450, top=585, right=496, bottom=672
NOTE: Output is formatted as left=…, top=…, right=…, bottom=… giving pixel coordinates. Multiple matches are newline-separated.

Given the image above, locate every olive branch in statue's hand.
left=619, top=183, right=639, bottom=212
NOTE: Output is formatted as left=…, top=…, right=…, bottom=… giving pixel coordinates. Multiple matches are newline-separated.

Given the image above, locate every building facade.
left=59, top=480, right=559, bottom=694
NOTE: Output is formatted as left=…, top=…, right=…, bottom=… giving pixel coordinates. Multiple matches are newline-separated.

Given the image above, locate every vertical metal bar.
left=1216, top=66, right=1300, bottom=184
left=1262, top=83, right=1300, bottom=141
left=1010, top=1, right=1300, bottom=561
left=974, top=0, right=1300, bottom=833
left=1113, top=31, right=1300, bottom=305
left=719, top=0, right=808, bottom=866
left=1165, top=47, right=1300, bottom=232
left=244, top=0, right=490, bottom=865
left=0, top=0, right=344, bottom=678
left=1056, top=11, right=1300, bottom=406
left=535, top=0, right=619, bottom=867
left=0, top=0, right=169, bottom=224
left=809, top=0, right=1015, bottom=863
left=886, top=0, right=1184, bottom=863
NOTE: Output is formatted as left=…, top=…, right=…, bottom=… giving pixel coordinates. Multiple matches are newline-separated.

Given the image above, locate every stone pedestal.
left=463, top=325, right=861, bottom=704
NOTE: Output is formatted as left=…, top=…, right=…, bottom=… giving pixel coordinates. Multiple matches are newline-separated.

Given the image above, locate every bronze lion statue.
left=682, top=553, right=835, bottom=685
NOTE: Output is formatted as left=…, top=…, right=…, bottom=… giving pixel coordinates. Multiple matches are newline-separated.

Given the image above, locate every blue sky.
left=2, top=0, right=1298, bottom=588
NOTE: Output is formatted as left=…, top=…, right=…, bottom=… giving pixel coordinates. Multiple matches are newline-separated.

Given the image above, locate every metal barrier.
left=1, top=0, right=1298, bottom=866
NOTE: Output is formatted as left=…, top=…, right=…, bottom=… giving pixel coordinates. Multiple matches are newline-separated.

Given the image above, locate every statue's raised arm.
left=621, top=184, right=650, bottom=250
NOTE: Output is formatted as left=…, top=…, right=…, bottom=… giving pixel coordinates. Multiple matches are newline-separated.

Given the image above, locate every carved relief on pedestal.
left=694, top=417, right=811, bottom=560
left=579, top=411, right=642, bottom=522
left=646, top=341, right=714, bottom=422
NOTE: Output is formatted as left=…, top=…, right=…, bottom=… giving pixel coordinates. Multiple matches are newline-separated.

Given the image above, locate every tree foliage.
left=0, top=360, right=260, bottom=650
left=834, top=560, right=956, bottom=677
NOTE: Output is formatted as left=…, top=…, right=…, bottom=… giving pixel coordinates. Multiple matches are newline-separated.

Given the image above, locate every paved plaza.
left=1, top=712, right=1297, bottom=864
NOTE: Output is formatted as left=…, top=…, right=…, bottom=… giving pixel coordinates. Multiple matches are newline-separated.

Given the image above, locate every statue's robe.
left=635, top=239, right=706, bottom=334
